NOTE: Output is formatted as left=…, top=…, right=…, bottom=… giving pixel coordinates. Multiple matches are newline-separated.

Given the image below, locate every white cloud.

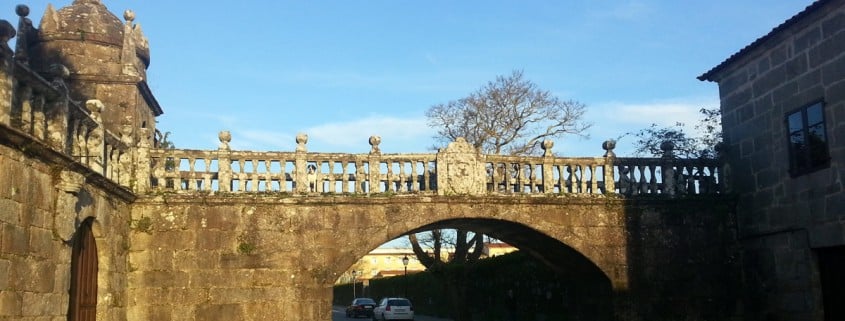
left=592, top=97, right=717, bottom=128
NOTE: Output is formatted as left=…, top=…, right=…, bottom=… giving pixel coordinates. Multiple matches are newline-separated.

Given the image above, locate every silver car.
left=372, top=297, right=414, bottom=321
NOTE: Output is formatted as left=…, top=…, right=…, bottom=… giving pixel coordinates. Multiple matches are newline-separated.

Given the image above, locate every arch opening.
left=68, top=217, right=98, bottom=321
left=335, top=217, right=614, bottom=321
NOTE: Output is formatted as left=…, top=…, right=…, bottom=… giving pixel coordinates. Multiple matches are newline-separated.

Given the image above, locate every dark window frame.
left=785, top=100, right=830, bottom=176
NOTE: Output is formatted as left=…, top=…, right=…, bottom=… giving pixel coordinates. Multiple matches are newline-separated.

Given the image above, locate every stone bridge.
left=0, top=4, right=738, bottom=321
left=121, top=134, right=733, bottom=320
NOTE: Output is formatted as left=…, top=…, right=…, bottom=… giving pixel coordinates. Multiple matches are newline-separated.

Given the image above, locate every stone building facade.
left=699, top=0, right=845, bottom=320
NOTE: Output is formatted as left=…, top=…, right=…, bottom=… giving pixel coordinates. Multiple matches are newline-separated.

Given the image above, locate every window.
left=786, top=101, right=830, bottom=175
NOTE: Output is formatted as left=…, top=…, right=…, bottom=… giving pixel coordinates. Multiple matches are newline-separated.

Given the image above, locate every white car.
left=372, top=297, right=414, bottom=321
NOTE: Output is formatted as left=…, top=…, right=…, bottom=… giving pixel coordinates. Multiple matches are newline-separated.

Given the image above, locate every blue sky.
left=10, top=1, right=813, bottom=156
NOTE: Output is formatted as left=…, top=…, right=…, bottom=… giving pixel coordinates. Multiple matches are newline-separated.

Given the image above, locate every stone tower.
left=19, top=0, right=162, bottom=143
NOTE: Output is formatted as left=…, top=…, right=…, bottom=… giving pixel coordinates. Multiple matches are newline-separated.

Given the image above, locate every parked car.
left=372, top=297, right=414, bottom=321
left=346, top=298, right=377, bottom=318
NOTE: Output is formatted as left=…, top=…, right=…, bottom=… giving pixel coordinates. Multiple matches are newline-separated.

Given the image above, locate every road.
left=331, top=306, right=452, bottom=321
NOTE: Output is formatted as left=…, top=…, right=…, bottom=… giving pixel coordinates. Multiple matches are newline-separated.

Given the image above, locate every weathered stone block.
left=27, top=227, right=54, bottom=259
left=809, top=30, right=845, bottom=67
left=794, top=26, right=822, bottom=53
left=195, top=303, right=244, bottom=320
left=821, top=11, right=845, bottom=38
left=0, top=290, right=21, bottom=317
left=2, top=223, right=28, bottom=255
left=753, top=64, right=787, bottom=97
left=822, top=52, right=845, bottom=85
left=0, top=199, right=20, bottom=224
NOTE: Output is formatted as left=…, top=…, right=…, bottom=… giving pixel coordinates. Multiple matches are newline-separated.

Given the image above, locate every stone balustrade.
left=0, top=14, right=132, bottom=187
left=142, top=133, right=724, bottom=197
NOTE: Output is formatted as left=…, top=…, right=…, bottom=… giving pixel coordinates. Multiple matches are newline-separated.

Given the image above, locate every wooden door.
left=68, top=218, right=98, bottom=321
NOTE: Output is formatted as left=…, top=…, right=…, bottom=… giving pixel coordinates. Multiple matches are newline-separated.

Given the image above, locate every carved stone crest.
left=436, top=138, right=485, bottom=195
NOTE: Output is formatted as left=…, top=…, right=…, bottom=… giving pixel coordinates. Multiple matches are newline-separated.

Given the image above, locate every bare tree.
left=426, top=69, right=592, bottom=155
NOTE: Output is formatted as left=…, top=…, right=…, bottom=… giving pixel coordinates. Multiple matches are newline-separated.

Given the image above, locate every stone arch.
left=337, top=198, right=630, bottom=291
left=336, top=217, right=615, bottom=320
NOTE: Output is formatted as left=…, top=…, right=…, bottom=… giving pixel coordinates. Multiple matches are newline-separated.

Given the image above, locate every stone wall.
left=0, top=135, right=133, bottom=320
left=702, top=1, right=845, bottom=319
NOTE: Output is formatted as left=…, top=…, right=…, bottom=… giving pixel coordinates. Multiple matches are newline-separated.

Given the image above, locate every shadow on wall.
left=622, top=199, right=740, bottom=321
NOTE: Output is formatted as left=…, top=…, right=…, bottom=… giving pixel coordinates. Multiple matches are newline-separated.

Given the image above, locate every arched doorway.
left=68, top=217, right=98, bottom=321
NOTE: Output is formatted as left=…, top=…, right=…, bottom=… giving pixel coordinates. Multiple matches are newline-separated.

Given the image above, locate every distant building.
left=338, top=242, right=518, bottom=285
left=483, top=241, right=519, bottom=257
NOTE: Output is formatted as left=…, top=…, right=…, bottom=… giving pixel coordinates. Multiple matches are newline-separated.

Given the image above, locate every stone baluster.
left=410, top=161, right=419, bottom=192
left=368, top=136, right=382, bottom=193
left=70, top=119, right=85, bottom=161
left=218, top=131, right=232, bottom=192
left=293, top=133, right=308, bottom=193
left=386, top=160, right=395, bottom=192
left=541, top=140, right=554, bottom=193
left=203, top=158, right=213, bottom=191
left=340, top=161, right=350, bottom=193
left=134, top=128, right=151, bottom=193
left=602, top=139, right=616, bottom=194
left=262, top=160, right=273, bottom=192
left=355, top=160, right=366, bottom=193
left=245, top=159, right=255, bottom=191
left=0, top=19, right=14, bottom=126
left=31, top=90, right=45, bottom=141
left=17, top=84, right=32, bottom=132
left=85, top=100, right=105, bottom=174
left=660, top=141, right=676, bottom=195
left=46, top=64, right=70, bottom=151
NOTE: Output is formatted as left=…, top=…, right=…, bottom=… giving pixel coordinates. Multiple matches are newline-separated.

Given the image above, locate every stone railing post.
left=602, top=139, right=616, bottom=194
left=217, top=131, right=232, bottom=192
left=294, top=133, right=308, bottom=193
left=46, top=64, right=70, bottom=152
left=85, top=100, right=105, bottom=174
left=368, top=136, right=382, bottom=193
left=14, top=5, right=32, bottom=64
left=0, top=19, right=14, bottom=125
left=541, top=140, right=554, bottom=194
left=134, top=128, right=151, bottom=193
left=660, top=141, right=676, bottom=196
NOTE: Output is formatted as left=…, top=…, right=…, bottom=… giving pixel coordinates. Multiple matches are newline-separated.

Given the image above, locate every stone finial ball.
left=123, top=10, right=135, bottom=22
left=602, top=139, right=616, bottom=151
left=218, top=131, right=231, bottom=143
left=15, top=5, right=30, bottom=17
left=296, top=133, right=308, bottom=145
left=369, top=135, right=381, bottom=146
left=541, top=140, right=554, bottom=151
